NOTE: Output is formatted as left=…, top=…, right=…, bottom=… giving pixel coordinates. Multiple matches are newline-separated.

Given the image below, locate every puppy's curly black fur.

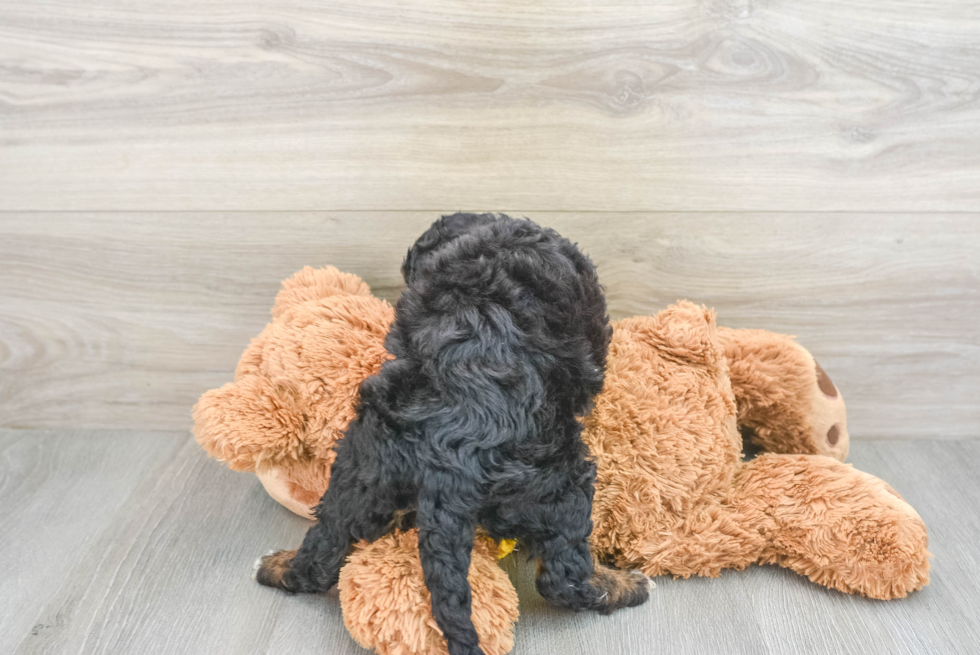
left=256, top=213, right=648, bottom=655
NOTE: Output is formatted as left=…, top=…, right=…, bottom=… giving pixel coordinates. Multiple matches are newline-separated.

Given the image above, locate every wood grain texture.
left=0, top=430, right=187, bottom=653
left=1, top=0, right=979, bottom=211
left=0, top=430, right=364, bottom=655
left=1, top=213, right=977, bottom=438
left=1, top=212, right=978, bottom=437
left=1, top=431, right=978, bottom=654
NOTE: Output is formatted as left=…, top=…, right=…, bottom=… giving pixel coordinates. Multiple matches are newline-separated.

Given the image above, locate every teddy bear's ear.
left=617, top=301, right=723, bottom=370
left=272, top=266, right=373, bottom=319
left=192, top=375, right=305, bottom=472
left=234, top=324, right=272, bottom=381
left=338, top=530, right=520, bottom=655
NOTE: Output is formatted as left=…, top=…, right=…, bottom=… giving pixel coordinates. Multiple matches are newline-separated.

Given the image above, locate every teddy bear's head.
left=193, top=266, right=395, bottom=515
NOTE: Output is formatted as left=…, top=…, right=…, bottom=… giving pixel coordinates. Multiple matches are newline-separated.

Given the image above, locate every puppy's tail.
left=416, top=472, right=485, bottom=655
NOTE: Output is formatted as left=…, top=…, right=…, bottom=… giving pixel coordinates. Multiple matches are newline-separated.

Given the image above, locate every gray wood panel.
left=0, top=430, right=187, bottom=653
left=2, top=213, right=977, bottom=438
left=1, top=430, right=977, bottom=654
left=0, top=430, right=364, bottom=655
left=1, top=1, right=978, bottom=211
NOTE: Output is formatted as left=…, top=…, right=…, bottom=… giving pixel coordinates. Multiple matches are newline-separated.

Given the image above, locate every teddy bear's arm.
left=192, top=375, right=305, bottom=472
left=717, top=327, right=849, bottom=461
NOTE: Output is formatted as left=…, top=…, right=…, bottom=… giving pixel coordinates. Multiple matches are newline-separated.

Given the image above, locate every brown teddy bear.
left=194, top=265, right=930, bottom=655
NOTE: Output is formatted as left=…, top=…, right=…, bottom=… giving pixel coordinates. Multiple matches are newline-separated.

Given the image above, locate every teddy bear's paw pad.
left=254, top=549, right=297, bottom=589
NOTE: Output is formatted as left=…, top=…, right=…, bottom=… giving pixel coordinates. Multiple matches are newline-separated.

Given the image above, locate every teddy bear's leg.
left=339, top=530, right=520, bottom=655
left=717, top=327, right=849, bottom=461
left=732, top=453, right=930, bottom=599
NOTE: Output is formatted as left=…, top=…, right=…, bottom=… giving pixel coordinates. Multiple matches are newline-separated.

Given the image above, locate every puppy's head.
left=402, top=212, right=501, bottom=285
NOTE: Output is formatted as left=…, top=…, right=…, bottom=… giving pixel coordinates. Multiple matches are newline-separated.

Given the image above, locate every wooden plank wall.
left=2, top=214, right=976, bottom=437
left=1, top=1, right=978, bottom=438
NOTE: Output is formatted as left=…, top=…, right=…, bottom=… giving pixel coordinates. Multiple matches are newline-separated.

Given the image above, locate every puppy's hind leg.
left=520, top=470, right=649, bottom=614
left=254, top=509, right=350, bottom=593
left=416, top=472, right=485, bottom=655
left=255, top=453, right=402, bottom=594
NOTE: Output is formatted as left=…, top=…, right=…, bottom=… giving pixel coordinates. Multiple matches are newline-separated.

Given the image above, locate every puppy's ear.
left=401, top=220, right=444, bottom=282
left=402, top=213, right=500, bottom=283
left=439, top=212, right=497, bottom=235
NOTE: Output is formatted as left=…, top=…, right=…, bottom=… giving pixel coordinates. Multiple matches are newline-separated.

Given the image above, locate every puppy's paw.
left=251, top=550, right=276, bottom=580
left=254, top=549, right=297, bottom=590
left=592, top=566, right=650, bottom=615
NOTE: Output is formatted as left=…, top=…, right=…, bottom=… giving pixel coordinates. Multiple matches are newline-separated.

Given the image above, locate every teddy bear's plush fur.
left=250, top=215, right=649, bottom=655
left=194, top=264, right=931, bottom=655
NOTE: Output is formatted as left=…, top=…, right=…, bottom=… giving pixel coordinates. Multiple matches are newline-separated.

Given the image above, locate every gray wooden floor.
left=1, top=430, right=977, bottom=655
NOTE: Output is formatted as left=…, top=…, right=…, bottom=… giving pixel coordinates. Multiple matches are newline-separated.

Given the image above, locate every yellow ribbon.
left=497, top=539, right=518, bottom=559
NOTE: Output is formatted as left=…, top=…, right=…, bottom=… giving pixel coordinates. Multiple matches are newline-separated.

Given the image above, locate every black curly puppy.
left=255, top=213, right=649, bottom=655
